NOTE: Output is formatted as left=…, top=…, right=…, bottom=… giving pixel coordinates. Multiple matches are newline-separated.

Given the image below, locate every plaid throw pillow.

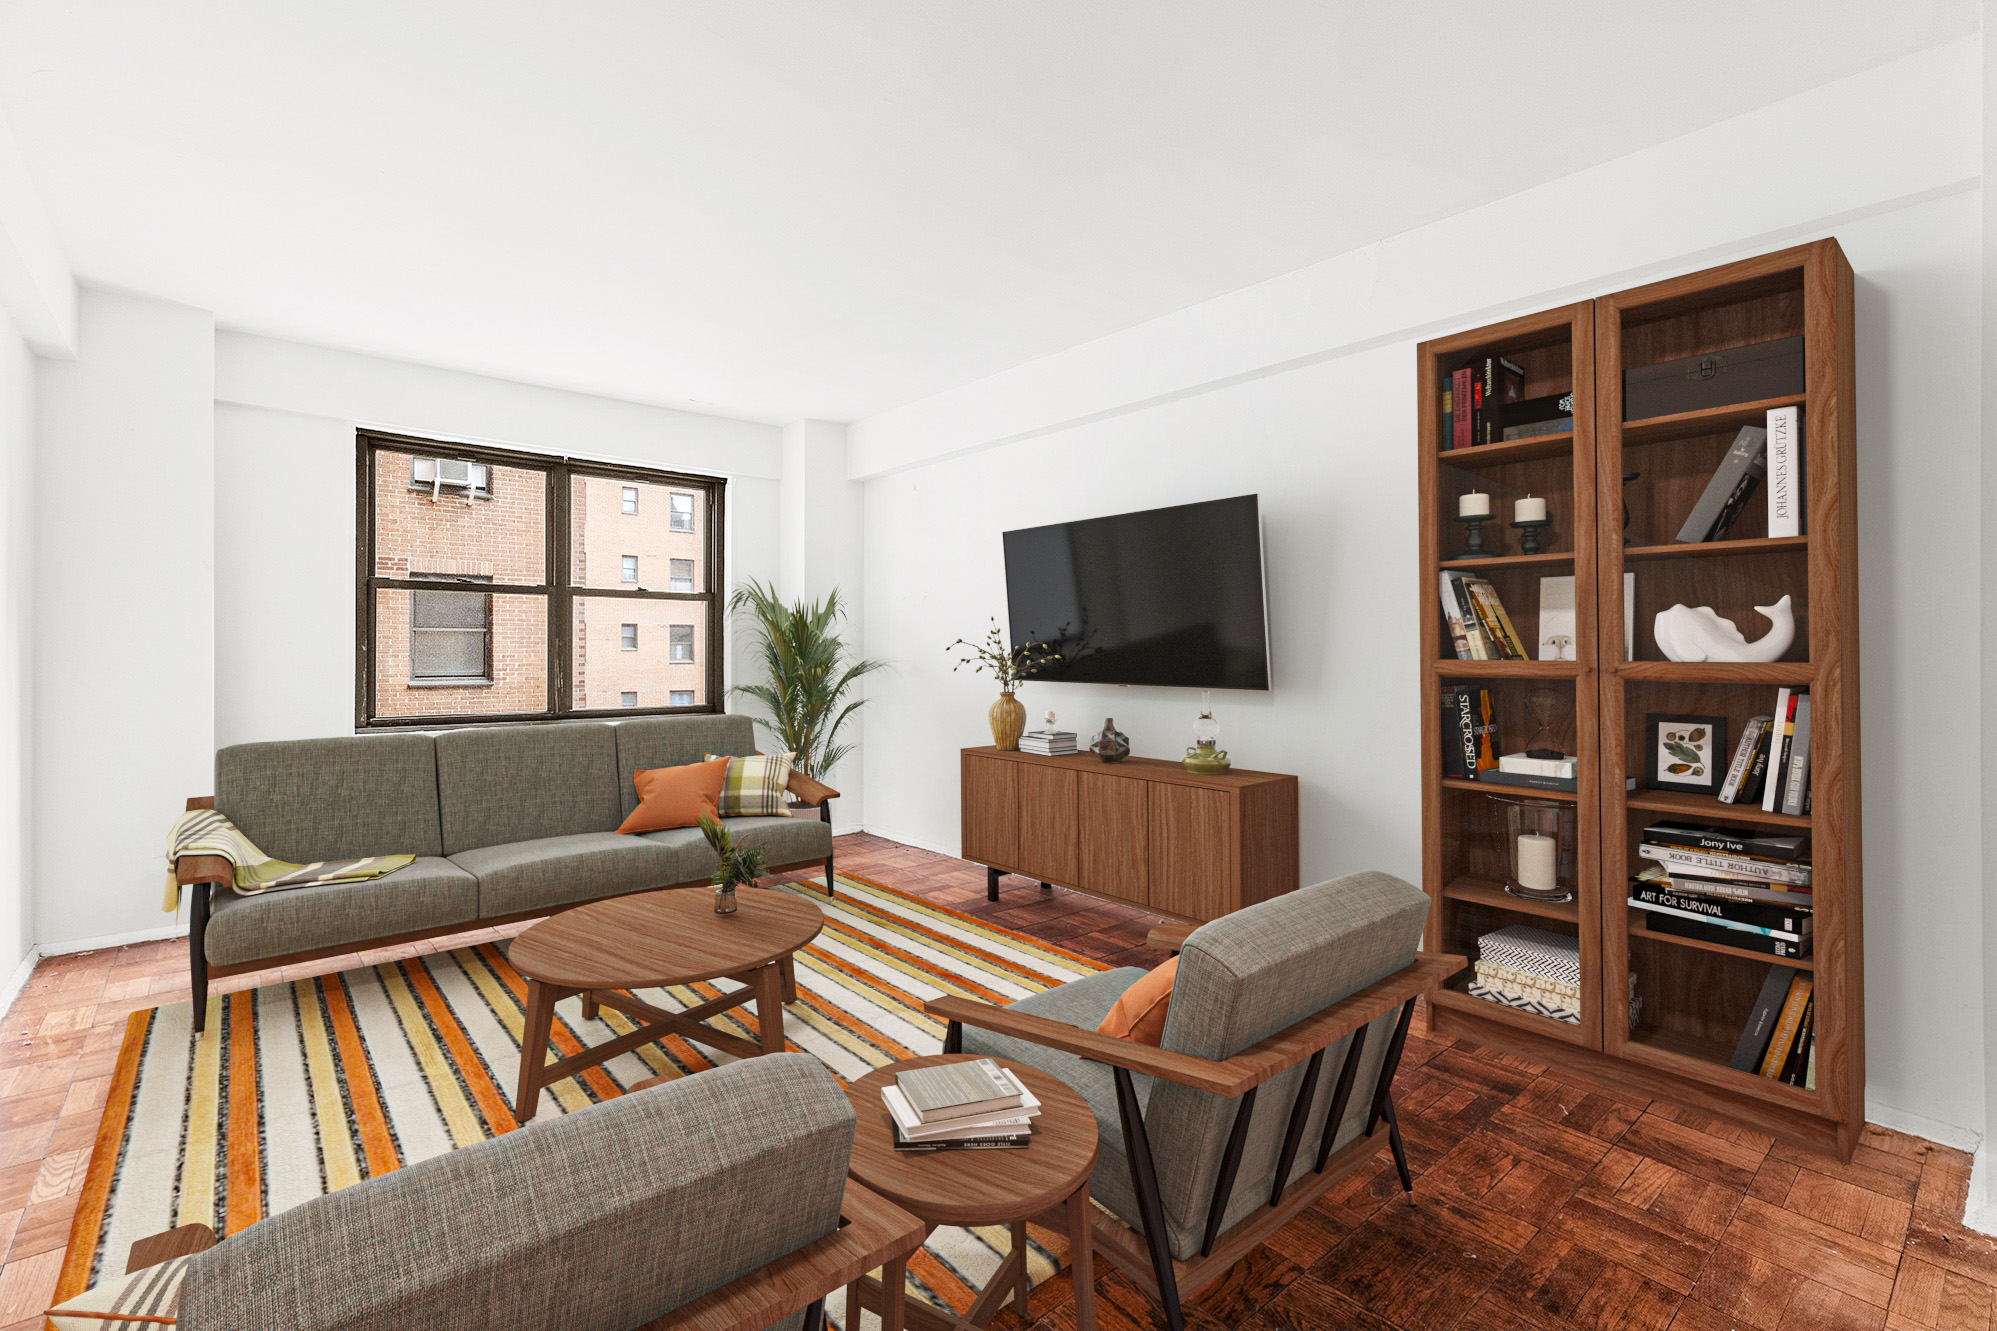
left=48, top=1254, right=190, bottom=1327
left=704, top=751, right=794, bottom=817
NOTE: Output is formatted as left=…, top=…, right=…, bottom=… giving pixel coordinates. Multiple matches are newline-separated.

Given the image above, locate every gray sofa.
left=121, top=1055, right=923, bottom=1331
left=176, top=714, right=837, bottom=1032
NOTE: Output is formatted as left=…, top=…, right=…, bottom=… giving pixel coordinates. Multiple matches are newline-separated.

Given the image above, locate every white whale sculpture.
left=1653, top=595, right=1795, bottom=663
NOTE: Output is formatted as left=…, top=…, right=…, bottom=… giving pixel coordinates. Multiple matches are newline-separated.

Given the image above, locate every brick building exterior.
left=371, top=451, right=707, bottom=718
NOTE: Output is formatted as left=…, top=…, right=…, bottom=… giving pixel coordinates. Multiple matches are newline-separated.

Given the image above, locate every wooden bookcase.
left=1416, top=240, right=1862, bottom=1159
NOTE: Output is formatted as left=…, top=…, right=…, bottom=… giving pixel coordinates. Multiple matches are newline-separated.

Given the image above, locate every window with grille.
left=358, top=431, right=725, bottom=727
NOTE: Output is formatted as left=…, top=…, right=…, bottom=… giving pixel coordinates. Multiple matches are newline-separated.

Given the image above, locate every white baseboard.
left=39, top=922, right=188, bottom=958
left=1966, top=1144, right=1997, bottom=1237
left=1866, top=1099, right=1982, bottom=1155
left=854, top=823, right=959, bottom=859
left=0, top=946, right=41, bottom=1025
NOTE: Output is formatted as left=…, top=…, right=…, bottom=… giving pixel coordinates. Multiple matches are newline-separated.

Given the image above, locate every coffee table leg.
left=580, top=990, right=598, bottom=1022
left=515, top=979, right=557, bottom=1123
left=753, top=961, right=787, bottom=1055
left=1066, top=1181, right=1095, bottom=1331
left=1010, top=1221, right=1030, bottom=1318
left=780, top=953, right=798, bottom=1004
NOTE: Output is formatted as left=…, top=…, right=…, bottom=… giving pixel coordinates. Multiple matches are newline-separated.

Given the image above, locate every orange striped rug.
left=57, top=873, right=1107, bottom=1325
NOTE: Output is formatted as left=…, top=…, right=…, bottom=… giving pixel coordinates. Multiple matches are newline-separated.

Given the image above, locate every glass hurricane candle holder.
left=1495, top=796, right=1576, bottom=903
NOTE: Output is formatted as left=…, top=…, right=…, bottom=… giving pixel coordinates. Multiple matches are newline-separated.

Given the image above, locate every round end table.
left=842, top=1054, right=1098, bottom=1331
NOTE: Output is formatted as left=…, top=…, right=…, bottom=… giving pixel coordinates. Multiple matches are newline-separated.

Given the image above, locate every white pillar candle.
left=1516, top=833, right=1558, bottom=891
left=1458, top=492, right=1491, bottom=518
left=1514, top=495, right=1547, bottom=523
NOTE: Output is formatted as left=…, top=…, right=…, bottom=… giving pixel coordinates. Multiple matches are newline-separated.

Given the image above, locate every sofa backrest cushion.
left=613, top=714, right=757, bottom=818
left=435, top=723, right=621, bottom=855
left=1146, top=871, right=1429, bottom=1261
left=176, top=1053, right=855, bottom=1331
left=215, top=734, right=443, bottom=863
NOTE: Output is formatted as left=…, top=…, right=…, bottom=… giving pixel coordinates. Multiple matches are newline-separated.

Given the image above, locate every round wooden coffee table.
left=842, top=1054, right=1097, bottom=1331
left=508, top=886, right=823, bottom=1121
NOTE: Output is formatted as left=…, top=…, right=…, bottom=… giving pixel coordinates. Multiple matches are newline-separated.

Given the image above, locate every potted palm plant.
left=699, top=813, right=769, bottom=914
left=730, top=581, right=887, bottom=783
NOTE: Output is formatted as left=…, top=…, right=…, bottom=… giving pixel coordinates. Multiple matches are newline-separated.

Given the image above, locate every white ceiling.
left=0, top=2, right=1976, bottom=423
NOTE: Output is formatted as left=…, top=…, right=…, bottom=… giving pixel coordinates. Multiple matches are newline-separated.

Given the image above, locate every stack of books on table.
left=883, top=1058, right=1041, bottom=1152
left=1017, top=729, right=1077, bottom=756
left=1468, top=925, right=1638, bottom=1028
left=1629, top=820, right=1812, bottom=959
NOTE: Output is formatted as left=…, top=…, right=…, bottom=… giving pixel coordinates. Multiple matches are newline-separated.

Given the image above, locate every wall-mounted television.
left=1003, top=494, right=1270, bottom=691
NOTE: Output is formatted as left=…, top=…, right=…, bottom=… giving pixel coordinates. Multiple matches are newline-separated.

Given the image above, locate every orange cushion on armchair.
left=1096, top=955, right=1178, bottom=1046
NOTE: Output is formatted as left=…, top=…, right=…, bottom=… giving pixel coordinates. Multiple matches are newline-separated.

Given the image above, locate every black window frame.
left=356, top=430, right=726, bottom=729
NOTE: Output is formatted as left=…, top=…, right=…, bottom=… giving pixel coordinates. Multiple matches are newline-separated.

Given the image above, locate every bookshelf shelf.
left=1442, top=875, right=1579, bottom=923
left=1621, top=535, right=1809, bottom=563
left=1433, top=659, right=1583, bottom=679
left=1418, top=241, right=1861, bottom=1162
left=1437, top=433, right=1576, bottom=468
left=1623, top=788, right=1811, bottom=829
left=1621, top=394, right=1807, bottom=447
left=1625, top=921, right=1814, bottom=972
left=1440, top=777, right=1579, bottom=804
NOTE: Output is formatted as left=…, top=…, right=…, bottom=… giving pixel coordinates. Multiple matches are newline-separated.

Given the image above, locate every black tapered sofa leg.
left=189, top=882, right=210, bottom=1035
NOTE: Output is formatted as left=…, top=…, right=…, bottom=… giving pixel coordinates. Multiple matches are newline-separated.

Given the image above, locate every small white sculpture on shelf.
left=1652, top=594, right=1795, bottom=663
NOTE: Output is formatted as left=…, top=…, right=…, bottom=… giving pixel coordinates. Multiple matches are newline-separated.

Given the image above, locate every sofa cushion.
left=435, top=723, right=621, bottom=855
left=451, top=832, right=689, bottom=918
left=616, top=758, right=729, bottom=835
left=614, top=715, right=757, bottom=819
left=203, top=857, right=477, bottom=967
left=176, top=1053, right=854, bottom=1331
left=645, top=815, right=830, bottom=878
left=216, top=734, right=442, bottom=863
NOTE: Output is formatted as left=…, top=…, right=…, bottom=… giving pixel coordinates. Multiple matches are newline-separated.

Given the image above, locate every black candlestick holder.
left=1511, top=518, right=1551, bottom=554
left=1453, top=513, right=1493, bottom=557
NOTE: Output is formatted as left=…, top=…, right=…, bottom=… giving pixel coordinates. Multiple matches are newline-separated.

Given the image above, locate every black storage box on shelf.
left=1623, top=335, right=1803, bottom=421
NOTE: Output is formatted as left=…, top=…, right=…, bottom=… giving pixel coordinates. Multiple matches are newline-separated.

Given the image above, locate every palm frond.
left=727, top=579, right=888, bottom=779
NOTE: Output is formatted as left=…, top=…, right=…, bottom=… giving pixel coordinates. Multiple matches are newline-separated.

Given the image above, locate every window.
left=410, top=583, right=491, bottom=682
left=358, top=431, right=725, bottom=727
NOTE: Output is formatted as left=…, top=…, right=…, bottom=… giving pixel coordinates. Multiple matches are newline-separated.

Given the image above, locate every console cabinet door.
left=961, top=755, right=1019, bottom=868
left=1077, top=772, right=1149, bottom=905
left=1015, top=764, right=1079, bottom=884
left=1148, top=783, right=1233, bottom=921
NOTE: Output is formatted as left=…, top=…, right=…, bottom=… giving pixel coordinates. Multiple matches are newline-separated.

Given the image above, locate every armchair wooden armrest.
left=642, top=1180, right=923, bottom=1331
left=1145, top=921, right=1195, bottom=953
left=785, top=769, right=840, bottom=807
left=128, top=1223, right=217, bottom=1273
left=926, top=953, right=1466, bottom=1099
left=176, top=796, right=231, bottom=887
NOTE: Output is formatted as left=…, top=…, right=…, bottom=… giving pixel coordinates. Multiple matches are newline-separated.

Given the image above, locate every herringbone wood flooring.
left=0, top=832, right=1981, bottom=1330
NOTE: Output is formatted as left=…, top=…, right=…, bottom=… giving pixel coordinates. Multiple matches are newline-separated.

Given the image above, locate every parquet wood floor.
left=0, top=831, right=1980, bottom=1330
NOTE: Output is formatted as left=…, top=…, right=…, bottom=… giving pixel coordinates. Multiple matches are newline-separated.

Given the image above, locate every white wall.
left=0, top=311, right=36, bottom=983
left=35, top=289, right=215, bottom=950
left=212, top=333, right=787, bottom=750
left=857, top=41, right=1989, bottom=1146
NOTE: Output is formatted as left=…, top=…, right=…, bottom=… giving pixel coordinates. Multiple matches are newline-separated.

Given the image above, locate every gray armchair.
left=928, top=872, right=1462, bottom=1331
left=116, top=1055, right=923, bottom=1331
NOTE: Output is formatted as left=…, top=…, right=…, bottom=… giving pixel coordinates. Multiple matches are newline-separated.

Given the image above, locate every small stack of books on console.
left=1629, top=820, right=1812, bottom=959
left=883, top=1059, right=1041, bottom=1151
left=1018, top=729, right=1077, bottom=756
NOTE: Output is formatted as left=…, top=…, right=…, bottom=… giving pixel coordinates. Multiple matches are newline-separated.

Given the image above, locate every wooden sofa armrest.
left=641, top=1180, right=923, bottom=1331
left=927, top=953, right=1467, bottom=1099
left=128, top=1223, right=217, bottom=1274
left=785, top=769, right=840, bottom=807
left=1146, top=921, right=1194, bottom=953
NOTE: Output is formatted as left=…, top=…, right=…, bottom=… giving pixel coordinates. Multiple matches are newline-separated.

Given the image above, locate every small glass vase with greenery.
left=699, top=812, right=770, bottom=915
left=949, top=619, right=1061, bottom=750
left=731, top=580, right=888, bottom=783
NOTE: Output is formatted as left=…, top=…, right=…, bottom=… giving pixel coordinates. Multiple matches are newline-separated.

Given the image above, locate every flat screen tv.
left=1003, top=494, right=1270, bottom=690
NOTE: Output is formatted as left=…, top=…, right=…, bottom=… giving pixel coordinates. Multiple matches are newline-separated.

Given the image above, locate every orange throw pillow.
left=617, top=757, right=730, bottom=834
left=1097, top=955, right=1178, bottom=1046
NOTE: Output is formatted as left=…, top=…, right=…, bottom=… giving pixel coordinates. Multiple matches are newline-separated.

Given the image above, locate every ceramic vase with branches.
left=949, top=619, right=1060, bottom=751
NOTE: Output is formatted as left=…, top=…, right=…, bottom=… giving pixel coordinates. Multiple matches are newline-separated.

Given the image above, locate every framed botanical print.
left=1644, top=714, right=1727, bottom=795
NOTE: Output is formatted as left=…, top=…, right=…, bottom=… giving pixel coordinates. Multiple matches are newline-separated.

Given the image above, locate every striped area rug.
left=58, top=873, right=1108, bottom=1324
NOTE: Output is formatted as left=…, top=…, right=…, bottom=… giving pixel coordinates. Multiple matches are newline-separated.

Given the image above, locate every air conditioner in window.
left=412, top=457, right=488, bottom=503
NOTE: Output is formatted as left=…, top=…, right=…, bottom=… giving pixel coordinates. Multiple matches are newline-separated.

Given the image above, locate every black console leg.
left=189, top=882, right=210, bottom=1036
left=1039, top=881, right=1053, bottom=891
left=987, top=866, right=1001, bottom=902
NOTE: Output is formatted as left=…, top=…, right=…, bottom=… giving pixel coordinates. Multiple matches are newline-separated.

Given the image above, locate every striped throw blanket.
left=163, top=807, right=415, bottom=911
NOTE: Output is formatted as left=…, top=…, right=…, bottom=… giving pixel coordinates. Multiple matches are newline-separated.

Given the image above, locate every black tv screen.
left=1003, top=495, right=1270, bottom=690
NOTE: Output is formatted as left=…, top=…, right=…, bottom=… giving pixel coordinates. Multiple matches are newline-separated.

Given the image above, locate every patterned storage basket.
left=1467, top=924, right=1639, bottom=1027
